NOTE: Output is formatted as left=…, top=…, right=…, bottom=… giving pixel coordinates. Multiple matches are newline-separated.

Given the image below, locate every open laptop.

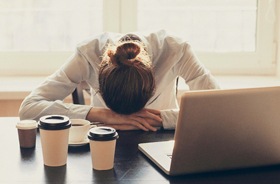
left=138, top=86, right=280, bottom=175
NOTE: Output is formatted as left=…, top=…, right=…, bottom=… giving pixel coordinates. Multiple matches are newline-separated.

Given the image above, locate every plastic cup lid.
left=88, top=126, right=119, bottom=141
left=16, top=120, right=38, bottom=130
left=38, top=115, right=71, bottom=130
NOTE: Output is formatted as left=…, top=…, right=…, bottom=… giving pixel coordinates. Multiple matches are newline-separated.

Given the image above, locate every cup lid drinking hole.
left=88, top=127, right=119, bottom=141
left=38, top=115, right=71, bottom=130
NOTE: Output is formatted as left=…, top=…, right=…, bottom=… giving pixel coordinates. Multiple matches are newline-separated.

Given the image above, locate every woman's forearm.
left=86, top=107, right=162, bottom=131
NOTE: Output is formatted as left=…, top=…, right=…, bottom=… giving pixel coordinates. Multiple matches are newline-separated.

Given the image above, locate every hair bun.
left=101, top=40, right=151, bottom=68
left=114, top=42, right=141, bottom=66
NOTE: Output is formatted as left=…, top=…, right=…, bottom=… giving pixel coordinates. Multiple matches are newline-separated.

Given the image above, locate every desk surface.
left=2, top=117, right=280, bottom=184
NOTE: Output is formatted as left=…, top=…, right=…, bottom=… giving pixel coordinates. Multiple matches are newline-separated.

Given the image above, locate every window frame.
left=121, top=0, right=277, bottom=75
left=199, top=0, right=277, bottom=75
left=0, top=0, right=277, bottom=76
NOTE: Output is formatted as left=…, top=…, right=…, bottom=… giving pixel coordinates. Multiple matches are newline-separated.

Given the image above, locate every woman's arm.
left=86, top=108, right=162, bottom=131
left=176, top=43, right=220, bottom=90
left=19, top=50, right=92, bottom=121
left=158, top=38, right=220, bottom=130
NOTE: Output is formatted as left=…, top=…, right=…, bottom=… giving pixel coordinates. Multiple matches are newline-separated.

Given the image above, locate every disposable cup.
left=16, top=120, right=37, bottom=148
left=38, top=115, right=71, bottom=167
left=88, top=126, right=119, bottom=170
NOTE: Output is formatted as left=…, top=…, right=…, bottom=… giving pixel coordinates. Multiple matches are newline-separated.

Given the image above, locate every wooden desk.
left=2, top=117, right=280, bottom=184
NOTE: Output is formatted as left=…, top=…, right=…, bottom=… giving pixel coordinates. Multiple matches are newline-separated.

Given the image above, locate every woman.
left=19, top=30, right=220, bottom=131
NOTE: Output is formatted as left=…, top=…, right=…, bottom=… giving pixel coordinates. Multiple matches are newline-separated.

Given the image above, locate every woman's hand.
left=86, top=108, right=162, bottom=131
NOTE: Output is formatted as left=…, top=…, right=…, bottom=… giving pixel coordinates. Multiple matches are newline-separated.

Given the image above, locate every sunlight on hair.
left=101, top=40, right=152, bottom=68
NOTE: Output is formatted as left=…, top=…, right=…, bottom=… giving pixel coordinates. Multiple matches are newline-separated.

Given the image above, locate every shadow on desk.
left=167, top=164, right=280, bottom=184
left=44, top=165, right=67, bottom=184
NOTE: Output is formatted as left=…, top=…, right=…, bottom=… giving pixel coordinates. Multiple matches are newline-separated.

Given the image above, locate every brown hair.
left=99, top=40, right=155, bottom=114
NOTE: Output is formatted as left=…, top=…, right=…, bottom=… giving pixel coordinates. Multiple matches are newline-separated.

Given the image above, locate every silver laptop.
left=138, top=86, right=280, bottom=175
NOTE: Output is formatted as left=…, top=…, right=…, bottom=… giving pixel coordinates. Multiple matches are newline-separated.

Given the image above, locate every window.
left=131, top=0, right=277, bottom=75
left=0, top=0, right=103, bottom=76
left=138, top=0, right=257, bottom=52
left=0, top=0, right=277, bottom=76
left=1, top=1, right=103, bottom=51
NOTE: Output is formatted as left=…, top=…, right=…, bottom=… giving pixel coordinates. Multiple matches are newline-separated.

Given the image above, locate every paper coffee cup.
left=69, top=119, right=94, bottom=143
left=38, top=115, right=71, bottom=167
left=88, top=127, right=119, bottom=170
left=16, top=120, right=37, bottom=148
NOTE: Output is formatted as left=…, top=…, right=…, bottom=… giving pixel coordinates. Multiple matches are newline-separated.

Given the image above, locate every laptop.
left=138, top=86, right=280, bottom=175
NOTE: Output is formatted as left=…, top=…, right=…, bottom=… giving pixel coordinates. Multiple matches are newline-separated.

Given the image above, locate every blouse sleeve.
left=19, top=49, right=93, bottom=121
left=176, top=43, right=220, bottom=90
left=160, top=109, right=179, bottom=129
left=159, top=36, right=220, bottom=130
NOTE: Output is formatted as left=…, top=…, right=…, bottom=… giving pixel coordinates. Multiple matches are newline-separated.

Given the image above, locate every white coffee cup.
left=88, top=126, right=119, bottom=170
left=38, top=115, right=71, bottom=167
left=69, top=119, right=95, bottom=143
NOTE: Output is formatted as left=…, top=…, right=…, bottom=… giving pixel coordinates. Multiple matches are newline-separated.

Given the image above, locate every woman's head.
left=99, top=37, right=155, bottom=115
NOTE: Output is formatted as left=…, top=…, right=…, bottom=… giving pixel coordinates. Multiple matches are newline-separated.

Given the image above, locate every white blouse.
left=19, top=30, right=220, bottom=129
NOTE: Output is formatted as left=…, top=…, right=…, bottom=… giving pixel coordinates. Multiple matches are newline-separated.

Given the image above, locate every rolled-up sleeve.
left=160, top=109, right=179, bottom=129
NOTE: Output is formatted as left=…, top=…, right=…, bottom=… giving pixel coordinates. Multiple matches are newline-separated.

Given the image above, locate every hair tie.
left=128, top=58, right=136, bottom=62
